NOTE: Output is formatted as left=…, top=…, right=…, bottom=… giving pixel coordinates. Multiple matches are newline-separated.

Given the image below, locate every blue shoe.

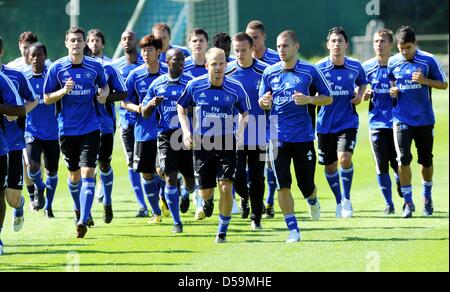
left=402, top=203, right=415, bottom=219
left=423, top=199, right=434, bottom=216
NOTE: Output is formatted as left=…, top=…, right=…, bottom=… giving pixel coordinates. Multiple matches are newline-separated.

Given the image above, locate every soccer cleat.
left=29, top=202, right=38, bottom=212
left=45, top=209, right=55, bottom=219
left=240, top=198, right=250, bottom=219
left=195, top=207, right=206, bottom=220
left=402, top=203, right=415, bottom=219
left=286, top=229, right=301, bottom=243
left=160, top=197, right=170, bottom=218
left=13, top=215, right=24, bottom=232
left=180, top=197, right=190, bottom=214
left=33, top=188, right=46, bottom=210
left=87, top=214, right=95, bottom=228
left=136, top=208, right=149, bottom=218
left=0, top=239, right=3, bottom=255
left=384, top=205, right=395, bottom=215
left=231, top=199, right=240, bottom=215
left=215, top=233, right=227, bottom=244
left=76, top=224, right=88, bottom=239
left=336, top=204, right=343, bottom=218
left=97, top=196, right=104, bottom=204
left=423, top=199, right=434, bottom=216
left=104, top=205, right=113, bottom=224
left=74, top=210, right=81, bottom=225
left=203, top=198, right=214, bottom=218
left=263, top=204, right=275, bottom=219
left=308, top=199, right=321, bottom=221
left=148, top=215, right=162, bottom=224
left=342, top=199, right=353, bottom=218
left=251, top=220, right=263, bottom=231
left=172, top=224, right=183, bottom=234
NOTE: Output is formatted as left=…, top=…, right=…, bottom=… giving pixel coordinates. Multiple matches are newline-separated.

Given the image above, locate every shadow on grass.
left=307, top=237, right=449, bottom=243
left=0, top=249, right=196, bottom=257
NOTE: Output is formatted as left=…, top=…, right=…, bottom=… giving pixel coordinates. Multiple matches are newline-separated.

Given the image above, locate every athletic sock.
left=377, top=174, right=394, bottom=206
left=143, top=178, right=161, bottom=216
left=79, top=178, right=96, bottom=225
left=28, top=169, right=46, bottom=191
left=402, top=186, right=413, bottom=204
left=326, top=171, right=342, bottom=205
left=68, top=180, right=81, bottom=211
left=340, top=165, right=354, bottom=201
left=266, top=168, right=276, bottom=205
left=128, top=168, right=147, bottom=210
left=101, top=168, right=114, bottom=206
left=423, top=181, right=433, bottom=201
left=165, top=185, right=182, bottom=225
left=45, top=174, right=58, bottom=210
left=284, top=214, right=299, bottom=232
left=218, top=214, right=232, bottom=234
left=13, top=196, right=25, bottom=218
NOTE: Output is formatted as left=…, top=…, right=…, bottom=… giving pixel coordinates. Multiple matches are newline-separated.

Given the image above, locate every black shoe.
left=402, top=203, right=415, bottom=219
left=215, top=233, right=227, bottom=244
left=203, top=198, right=214, bottom=218
left=172, top=224, right=183, bottom=234
left=104, top=205, right=113, bottom=224
left=240, top=199, right=250, bottom=219
left=180, top=196, right=190, bottom=214
left=384, top=205, right=395, bottom=215
left=76, top=224, right=88, bottom=239
left=87, top=214, right=95, bottom=228
left=136, top=208, right=149, bottom=218
left=423, top=199, right=434, bottom=216
left=74, top=210, right=81, bottom=225
left=264, top=204, right=275, bottom=219
left=45, top=209, right=55, bottom=219
left=33, top=188, right=46, bottom=210
left=97, top=196, right=104, bottom=204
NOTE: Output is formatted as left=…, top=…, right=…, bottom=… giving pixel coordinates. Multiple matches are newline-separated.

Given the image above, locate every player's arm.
left=96, top=84, right=110, bottom=105
left=259, top=91, right=273, bottom=110
left=177, top=105, right=193, bottom=149
left=412, top=70, right=448, bottom=90
left=293, top=91, right=333, bottom=106
left=107, top=91, right=127, bottom=102
left=121, top=100, right=141, bottom=114
left=236, top=111, right=249, bottom=147
left=44, top=77, right=75, bottom=105
left=0, top=104, right=26, bottom=116
left=351, top=84, right=367, bottom=105
left=142, top=96, right=164, bottom=119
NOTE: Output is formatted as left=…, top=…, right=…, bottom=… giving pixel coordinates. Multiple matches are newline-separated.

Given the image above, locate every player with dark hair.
left=388, top=26, right=448, bottom=218
left=8, top=31, right=52, bottom=73
left=44, top=27, right=110, bottom=238
left=316, top=27, right=368, bottom=219
left=87, top=29, right=112, bottom=64
left=259, top=30, right=332, bottom=243
left=152, top=23, right=191, bottom=63
left=362, top=28, right=402, bottom=215
left=184, top=29, right=209, bottom=78
left=213, top=32, right=236, bottom=63
left=178, top=48, right=250, bottom=243
left=121, top=34, right=168, bottom=224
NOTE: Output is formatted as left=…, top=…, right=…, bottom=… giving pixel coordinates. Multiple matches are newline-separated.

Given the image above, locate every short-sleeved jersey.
left=184, top=57, right=207, bottom=78
left=112, top=55, right=145, bottom=129
left=316, top=57, right=368, bottom=134
left=363, top=58, right=394, bottom=130
left=388, top=49, right=447, bottom=126
left=159, top=45, right=191, bottom=63
left=259, top=48, right=281, bottom=65
left=125, top=63, right=168, bottom=142
left=25, top=68, right=59, bottom=141
left=0, top=72, right=23, bottom=156
left=178, top=76, right=250, bottom=137
left=94, top=55, right=112, bottom=65
left=7, top=57, right=53, bottom=74
left=1, top=65, right=36, bottom=151
left=226, top=59, right=269, bottom=146
left=44, top=56, right=108, bottom=136
left=260, top=60, right=332, bottom=143
left=143, top=73, right=194, bottom=134
left=97, top=63, right=127, bottom=134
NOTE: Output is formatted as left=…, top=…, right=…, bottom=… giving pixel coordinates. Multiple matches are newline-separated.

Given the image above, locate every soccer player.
left=178, top=47, right=250, bottom=243
left=226, top=32, right=268, bottom=230
left=0, top=54, right=27, bottom=255
left=362, top=29, right=402, bottom=215
left=316, top=27, right=368, bottom=219
left=152, top=23, right=191, bottom=64
left=142, top=48, right=196, bottom=233
left=245, top=20, right=281, bottom=218
left=112, top=30, right=149, bottom=217
left=121, top=34, right=168, bottom=224
left=1, top=39, right=38, bottom=232
left=388, top=26, right=448, bottom=218
left=25, top=43, right=60, bottom=219
left=44, top=27, right=109, bottom=238
left=259, top=31, right=332, bottom=243
left=87, top=29, right=112, bottom=64
left=184, top=29, right=209, bottom=78
left=7, top=31, right=52, bottom=73
left=213, top=32, right=236, bottom=63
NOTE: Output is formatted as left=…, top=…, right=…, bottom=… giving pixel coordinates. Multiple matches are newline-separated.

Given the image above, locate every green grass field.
left=0, top=90, right=448, bottom=272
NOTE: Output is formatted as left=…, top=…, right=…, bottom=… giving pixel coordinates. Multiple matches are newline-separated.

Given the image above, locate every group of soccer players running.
left=0, top=19, right=447, bottom=254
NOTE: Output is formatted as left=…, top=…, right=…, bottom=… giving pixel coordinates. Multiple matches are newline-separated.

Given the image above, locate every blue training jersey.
left=125, top=63, right=168, bottom=142
left=316, top=57, right=368, bottom=134
left=25, top=68, right=59, bottom=141
left=44, top=56, right=108, bottom=136
left=260, top=59, right=332, bottom=143
left=159, top=45, right=191, bottom=63
left=98, top=63, right=127, bottom=134
left=226, top=59, right=269, bottom=147
left=1, top=65, right=36, bottom=151
left=259, top=48, right=281, bottom=65
left=143, top=73, right=194, bottom=134
left=184, top=56, right=207, bottom=78
left=388, top=49, right=447, bottom=127
left=112, top=55, right=144, bottom=129
left=363, top=58, right=394, bottom=130
left=178, top=75, right=250, bottom=137
left=0, top=72, right=24, bottom=156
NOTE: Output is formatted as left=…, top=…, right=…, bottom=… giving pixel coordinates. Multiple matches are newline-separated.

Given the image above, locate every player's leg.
left=42, top=140, right=60, bottom=218
left=414, top=125, right=435, bottom=216
left=121, top=126, right=148, bottom=217
left=265, top=160, right=277, bottom=218
left=60, top=135, right=82, bottom=219
left=98, top=133, right=114, bottom=224
left=247, top=148, right=265, bottom=230
left=178, top=145, right=196, bottom=214
left=5, top=150, right=26, bottom=232
left=22, top=156, right=35, bottom=211
left=387, top=130, right=402, bottom=198
left=235, top=149, right=250, bottom=218
left=25, top=138, right=46, bottom=210
left=193, top=149, right=217, bottom=220
left=0, top=155, right=8, bottom=255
